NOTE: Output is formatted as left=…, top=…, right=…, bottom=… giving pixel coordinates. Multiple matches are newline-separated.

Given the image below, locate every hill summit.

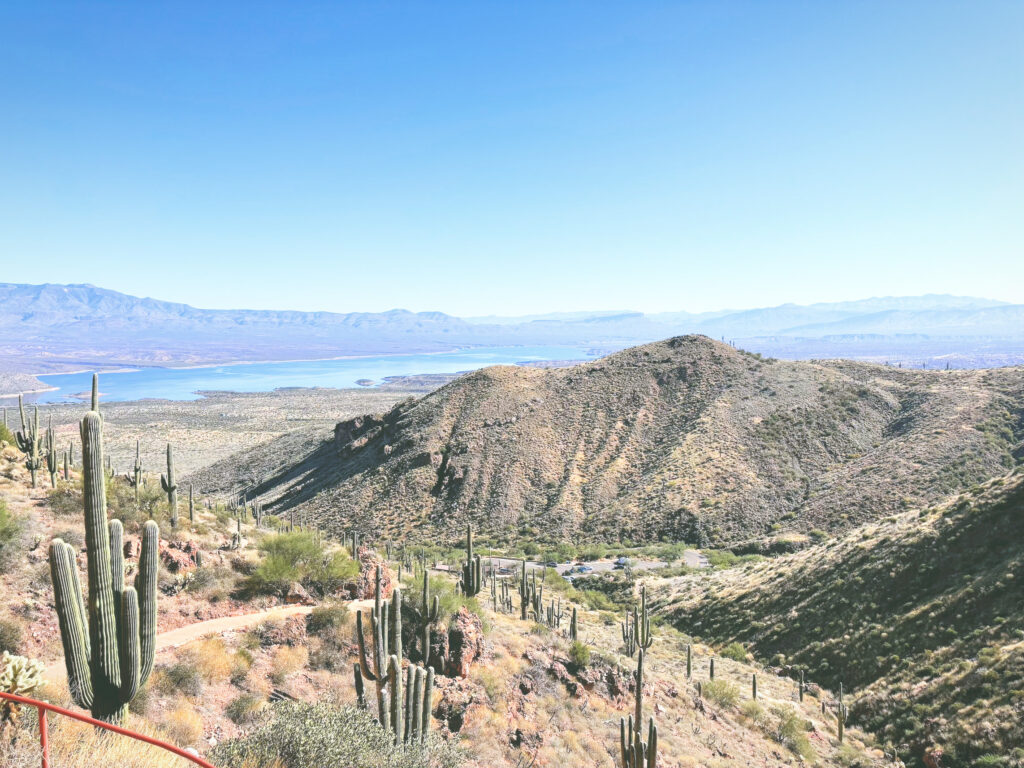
left=195, top=335, right=1024, bottom=545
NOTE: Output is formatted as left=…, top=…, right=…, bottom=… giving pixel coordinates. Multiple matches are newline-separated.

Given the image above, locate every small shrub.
left=703, top=679, right=740, bottom=708
left=209, top=701, right=464, bottom=768
left=721, top=641, right=747, bottom=662
left=568, top=641, right=590, bottom=668
left=191, top=637, right=233, bottom=684
left=230, top=649, right=253, bottom=685
left=0, top=501, right=24, bottom=573
left=741, top=699, right=766, bottom=725
left=0, top=617, right=22, bottom=654
left=269, top=645, right=308, bottom=685
left=158, top=660, right=203, bottom=697
left=772, top=706, right=815, bottom=761
left=162, top=700, right=204, bottom=747
left=225, top=693, right=267, bottom=725
left=306, top=603, right=352, bottom=636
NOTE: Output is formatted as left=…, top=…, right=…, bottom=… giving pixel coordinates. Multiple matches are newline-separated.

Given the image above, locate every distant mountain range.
left=1, top=283, right=1022, bottom=377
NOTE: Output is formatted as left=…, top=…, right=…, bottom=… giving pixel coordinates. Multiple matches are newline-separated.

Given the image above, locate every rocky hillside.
left=192, top=335, right=1024, bottom=546
left=651, top=468, right=1024, bottom=767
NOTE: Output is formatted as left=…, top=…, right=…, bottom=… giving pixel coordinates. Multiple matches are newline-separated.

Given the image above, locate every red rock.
left=444, top=606, right=485, bottom=678
left=350, top=548, right=396, bottom=600
left=160, top=544, right=194, bottom=573
left=285, top=582, right=315, bottom=606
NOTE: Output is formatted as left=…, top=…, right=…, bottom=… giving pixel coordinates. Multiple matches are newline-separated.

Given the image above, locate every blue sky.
left=1, top=2, right=1021, bottom=315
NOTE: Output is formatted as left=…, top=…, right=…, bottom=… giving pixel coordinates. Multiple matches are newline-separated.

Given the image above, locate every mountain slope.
left=191, top=336, right=1024, bottom=546
left=650, top=468, right=1024, bottom=767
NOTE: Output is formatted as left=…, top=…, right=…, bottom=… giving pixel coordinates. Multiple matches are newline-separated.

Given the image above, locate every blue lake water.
left=22, top=345, right=599, bottom=404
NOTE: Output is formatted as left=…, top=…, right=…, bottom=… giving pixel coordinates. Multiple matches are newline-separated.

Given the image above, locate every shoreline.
left=28, top=344, right=520, bottom=379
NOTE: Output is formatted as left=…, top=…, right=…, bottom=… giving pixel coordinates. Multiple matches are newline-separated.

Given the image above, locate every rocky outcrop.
left=444, top=606, right=484, bottom=678
left=348, top=547, right=396, bottom=600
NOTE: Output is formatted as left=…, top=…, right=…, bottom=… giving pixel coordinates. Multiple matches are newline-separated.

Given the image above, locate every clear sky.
left=1, top=2, right=1021, bottom=316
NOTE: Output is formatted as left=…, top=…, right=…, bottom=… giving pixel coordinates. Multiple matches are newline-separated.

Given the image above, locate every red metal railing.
left=0, top=690, right=217, bottom=768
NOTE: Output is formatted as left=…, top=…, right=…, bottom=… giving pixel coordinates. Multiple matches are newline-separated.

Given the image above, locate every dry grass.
left=0, top=712, right=198, bottom=768
left=269, top=644, right=308, bottom=685
left=160, top=699, right=205, bottom=747
left=190, top=636, right=234, bottom=684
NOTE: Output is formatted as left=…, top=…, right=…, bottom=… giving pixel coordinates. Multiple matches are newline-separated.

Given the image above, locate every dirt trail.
left=45, top=599, right=376, bottom=683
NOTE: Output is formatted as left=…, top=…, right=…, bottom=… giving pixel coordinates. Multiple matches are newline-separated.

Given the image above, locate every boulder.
left=285, top=582, right=315, bottom=606
left=445, top=606, right=484, bottom=678
left=160, top=544, right=194, bottom=573
left=348, top=548, right=396, bottom=600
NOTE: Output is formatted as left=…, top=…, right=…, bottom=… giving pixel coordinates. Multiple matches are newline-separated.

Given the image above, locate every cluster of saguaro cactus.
left=545, top=596, right=564, bottom=629
left=460, top=525, right=482, bottom=597
left=491, top=574, right=513, bottom=614
left=355, top=566, right=403, bottom=727
left=49, top=410, right=159, bottom=723
left=353, top=566, right=434, bottom=744
left=15, top=396, right=42, bottom=488
left=620, top=648, right=658, bottom=768
left=160, top=443, right=178, bottom=528
left=518, top=560, right=544, bottom=620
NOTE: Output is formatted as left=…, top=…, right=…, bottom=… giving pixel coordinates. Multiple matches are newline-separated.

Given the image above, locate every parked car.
left=579, top=565, right=594, bottom=573
left=545, top=561, right=558, bottom=568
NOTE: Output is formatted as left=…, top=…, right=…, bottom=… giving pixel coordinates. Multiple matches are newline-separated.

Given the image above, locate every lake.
left=24, top=345, right=600, bottom=403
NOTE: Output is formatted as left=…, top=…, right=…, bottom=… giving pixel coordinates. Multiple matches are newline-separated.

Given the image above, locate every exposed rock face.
left=444, top=606, right=485, bottom=678
left=160, top=540, right=199, bottom=573
left=349, top=547, right=395, bottom=600
left=433, top=676, right=479, bottom=733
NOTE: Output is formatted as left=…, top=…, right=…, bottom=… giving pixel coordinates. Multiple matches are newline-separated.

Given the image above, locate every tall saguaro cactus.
left=355, top=566, right=403, bottom=730
left=15, top=396, right=42, bottom=488
left=460, top=525, right=482, bottom=597
left=45, top=423, right=59, bottom=488
left=124, top=440, right=143, bottom=503
left=160, top=443, right=178, bottom=529
left=49, top=410, right=158, bottom=723
left=619, top=648, right=658, bottom=768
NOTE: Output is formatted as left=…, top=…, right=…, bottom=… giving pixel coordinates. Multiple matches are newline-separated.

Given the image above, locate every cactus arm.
left=136, top=520, right=158, bottom=686
left=49, top=539, right=94, bottom=710
left=91, top=373, right=99, bottom=413
left=109, top=520, right=124, bottom=616
left=118, top=586, right=141, bottom=704
left=355, top=610, right=380, bottom=682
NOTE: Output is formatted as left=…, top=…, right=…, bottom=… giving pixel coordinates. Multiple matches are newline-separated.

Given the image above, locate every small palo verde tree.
left=49, top=409, right=158, bottom=723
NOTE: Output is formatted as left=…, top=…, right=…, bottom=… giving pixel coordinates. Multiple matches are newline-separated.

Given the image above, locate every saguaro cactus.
left=417, top=570, right=440, bottom=668
left=160, top=443, right=178, bottom=529
left=460, top=525, right=482, bottom=597
left=188, top=484, right=195, bottom=524
left=45, top=424, right=58, bottom=488
left=15, top=397, right=42, bottom=488
left=569, top=606, right=578, bottom=642
left=49, top=410, right=158, bottom=723
left=619, top=648, right=658, bottom=768
left=124, top=440, right=143, bottom=503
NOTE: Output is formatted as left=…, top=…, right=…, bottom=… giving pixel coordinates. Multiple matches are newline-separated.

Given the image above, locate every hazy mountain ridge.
left=1, top=283, right=1021, bottom=377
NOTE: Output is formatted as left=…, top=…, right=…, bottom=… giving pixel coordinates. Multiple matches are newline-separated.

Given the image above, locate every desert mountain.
left=651, top=467, right=1024, bottom=764
left=192, top=336, right=1024, bottom=545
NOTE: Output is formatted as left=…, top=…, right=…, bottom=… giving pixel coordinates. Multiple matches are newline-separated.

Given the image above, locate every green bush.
left=158, top=659, right=203, bottom=697
left=0, top=500, right=24, bottom=573
left=306, top=603, right=353, bottom=636
left=702, top=679, right=740, bottom=708
left=210, top=701, right=464, bottom=768
left=568, top=640, right=590, bottom=668
left=225, top=693, right=267, bottom=725
left=246, top=532, right=358, bottom=597
left=721, top=641, right=747, bottom=662
left=0, top=422, right=15, bottom=445
left=772, top=706, right=815, bottom=761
